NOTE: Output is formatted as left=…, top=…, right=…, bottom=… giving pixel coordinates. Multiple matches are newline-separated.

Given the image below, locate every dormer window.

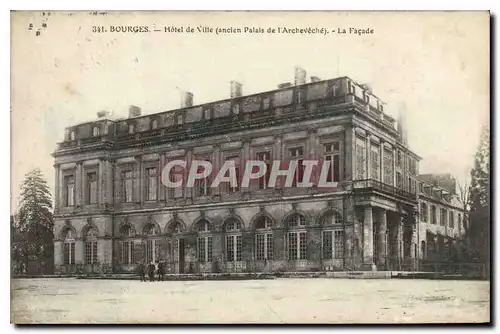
left=128, top=124, right=135, bottom=134
left=176, top=114, right=184, bottom=125
left=232, top=103, right=240, bottom=115
left=151, top=119, right=158, bottom=130
left=70, top=131, right=75, bottom=140
left=92, top=126, right=99, bottom=137
left=203, top=109, right=211, bottom=120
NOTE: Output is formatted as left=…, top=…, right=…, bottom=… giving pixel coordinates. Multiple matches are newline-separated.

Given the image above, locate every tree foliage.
left=466, top=124, right=490, bottom=262
left=12, top=168, right=54, bottom=274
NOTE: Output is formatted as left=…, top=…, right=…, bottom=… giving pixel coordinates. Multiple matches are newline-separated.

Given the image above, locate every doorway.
left=178, top=238, right=185, bottom=274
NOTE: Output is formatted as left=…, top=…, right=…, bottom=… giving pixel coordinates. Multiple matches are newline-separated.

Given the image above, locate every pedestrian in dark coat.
left=138, top=261, right=146, bottom=282
left=148, top=262, right=155, bottom=282
left=157, top=260, right=165, bottom=282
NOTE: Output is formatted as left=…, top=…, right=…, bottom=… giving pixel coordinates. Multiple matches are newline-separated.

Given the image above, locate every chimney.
left=310, top=76, right=321, bottom=83
left=294, top=66, right=307, bottom=85
left=181, top=91, right=194, bottom=108
left=361, top=83, right=373, bottom=94
left=96, top=110, right=110, bottom=119
left=397, top=102, right=408, bottom=145
left=230, top=81, right=243, bottom=98
left=128, top=105, right=141, bottom=118
left=277, top=82, right=293, bottom=89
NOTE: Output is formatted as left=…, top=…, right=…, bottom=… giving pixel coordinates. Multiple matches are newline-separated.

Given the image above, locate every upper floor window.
left=355, top=138, right=366, bottom=180
left=128, top=124, right=135, bottom=134
left=420, top=202, right=428, bottom=222
left=86, top=172, right=98, bottom=204
left=449, top=211, right=455, bottom=228
left=431, top=205, right=437, bottom=224
left=151, top=119, right=158, bottom=130
left=195, top=157, right=211, bottom=197
left=121, top=170, right=134, bottom=203
left=396, top=172, right=403, bottom=189
left=64, top=175, right=75, bottom=206
left=169, top=162, right=184, bottom=199
left=440, top=208, right=447, bottom=226
left=383, top=149, right=394, bottom=186
left=70, top=131, right=75, bottom=140
left=324, top=142, right=341, bottom=183
left=349, top=83, right=356, bottom=95
left=92, top=126, right=100, bottom=137
left=396, top=151, right=402, bottom=167
left=223, top=155, right=240, bottom=193
left=370, top=145, right=380, bottom=181
left=288, top=147, right=304, bottom=187
left=257, top=151, right=272, bottom=190
left=146, top=167, right=157, bottom=201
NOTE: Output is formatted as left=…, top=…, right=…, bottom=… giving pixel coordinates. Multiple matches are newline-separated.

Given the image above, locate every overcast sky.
left=11, top=11, right=489, bottom=212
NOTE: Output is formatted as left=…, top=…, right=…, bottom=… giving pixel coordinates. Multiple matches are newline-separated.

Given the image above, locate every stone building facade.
left=52, top=75, right=466, bottom=274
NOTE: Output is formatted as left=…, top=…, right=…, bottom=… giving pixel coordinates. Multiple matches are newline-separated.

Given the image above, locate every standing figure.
left=157, top=260, right=165, bottom=282
left=148, top=262, right=155, bottom=282
left=138, top=261, right=146, bottom=282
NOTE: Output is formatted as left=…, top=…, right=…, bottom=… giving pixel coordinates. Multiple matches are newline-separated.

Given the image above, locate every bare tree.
left=456, top=180, right=470, bottom=232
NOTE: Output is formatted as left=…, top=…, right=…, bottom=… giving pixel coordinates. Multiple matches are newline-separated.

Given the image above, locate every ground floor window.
left=122, top=241, right=135, bottom=265
left=322, top=230, right=344, bottom=259
left=85, top=241, right=98, bottom=264
left=255, top=233, right=273, bottom=260
left=197, top=236, right=213, bottom=263
left=145, top=239, right=157, bottom=263
left=63, top=242, right=75, bottom=265
left=226, top=234, right=242, bottom=262
left=288, top=231, right=307, bottom=260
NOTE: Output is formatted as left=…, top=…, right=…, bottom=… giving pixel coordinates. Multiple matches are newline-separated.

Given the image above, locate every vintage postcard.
left=10, top=11, right=490, bottom=324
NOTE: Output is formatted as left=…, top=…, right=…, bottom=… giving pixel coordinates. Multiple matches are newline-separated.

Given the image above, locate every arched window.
left=195, top=219, right=212, bottom=263
left=63, top=229, right=75, bottom=265
left=92, top=126, right=100, bottom=137
left=286, top=213, right=306, bottom=228
left=84, top=228, right=98, bottom=264
left=151, top=119, right=158, bottom=130
left=320, top=210, right=344, bottom=260
left=144, top=223, right=159, bottom=263
left=254, top=216, right=273, bottom=261
left=168, top=221, right=184, bottom=234
left=321, top=211, right=342, bottom=225
left=285, top=213, right=307, bottom=260
left=121, top=225, right=135, bottom=265
left=144, top=224, right=158, bottom=236
left=224, top=218, right=242, bottom=262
